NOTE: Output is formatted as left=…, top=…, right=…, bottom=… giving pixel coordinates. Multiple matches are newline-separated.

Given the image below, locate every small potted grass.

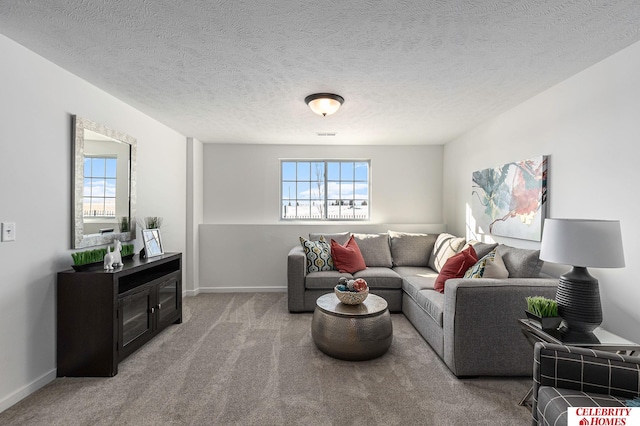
left=71, top=243, right=135, bottom=271
left=526, top=296, right=562, bottom=330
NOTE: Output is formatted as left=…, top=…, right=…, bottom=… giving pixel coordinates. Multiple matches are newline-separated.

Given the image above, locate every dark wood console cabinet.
left=57, top=252, right=182, bottom=377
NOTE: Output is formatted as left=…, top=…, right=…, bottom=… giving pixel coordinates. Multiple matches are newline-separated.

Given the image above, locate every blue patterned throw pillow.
left=300, top=236, right=334, bottom=273
left=464, top=249, right=509, bottom=279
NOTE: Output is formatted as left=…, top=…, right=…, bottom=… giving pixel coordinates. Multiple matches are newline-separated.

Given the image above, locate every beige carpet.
left=0, top=293, right=533, bottom=425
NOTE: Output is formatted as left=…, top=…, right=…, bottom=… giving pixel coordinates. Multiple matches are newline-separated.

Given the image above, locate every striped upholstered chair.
left=532, top=342, right=640, bottom=426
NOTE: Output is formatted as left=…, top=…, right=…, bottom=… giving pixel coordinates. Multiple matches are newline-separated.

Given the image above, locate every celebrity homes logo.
left=568, top=407, right=640, bottom=425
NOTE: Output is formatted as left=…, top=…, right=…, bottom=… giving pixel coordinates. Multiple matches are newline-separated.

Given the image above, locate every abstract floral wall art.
left=471, top=156, right=548, bottom=241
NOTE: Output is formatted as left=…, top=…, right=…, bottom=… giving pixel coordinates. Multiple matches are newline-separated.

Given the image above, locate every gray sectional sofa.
left=287, top=231, right=558, bottom=377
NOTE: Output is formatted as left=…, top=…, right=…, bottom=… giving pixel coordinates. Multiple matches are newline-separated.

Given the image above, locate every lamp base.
left=555, top=266, right=602, bottom=333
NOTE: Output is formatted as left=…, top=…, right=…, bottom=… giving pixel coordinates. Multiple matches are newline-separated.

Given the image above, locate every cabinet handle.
left=158, top=303, right=162, bottom=310
left=150, top=307, right=155, bottom=314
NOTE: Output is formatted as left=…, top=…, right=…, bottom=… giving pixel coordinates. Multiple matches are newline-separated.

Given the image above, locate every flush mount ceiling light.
left=304, top=93, right=344, bottom=117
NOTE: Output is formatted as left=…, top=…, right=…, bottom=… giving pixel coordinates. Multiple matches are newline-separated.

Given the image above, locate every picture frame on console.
left=142, top=228, right=164, bottom=258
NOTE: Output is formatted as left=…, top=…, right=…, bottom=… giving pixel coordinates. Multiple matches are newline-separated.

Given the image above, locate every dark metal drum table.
left=312, top=293, right=393, bottom=361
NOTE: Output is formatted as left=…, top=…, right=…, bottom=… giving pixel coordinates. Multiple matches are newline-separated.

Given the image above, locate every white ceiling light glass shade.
left=304, top=93, right=344, bottom=117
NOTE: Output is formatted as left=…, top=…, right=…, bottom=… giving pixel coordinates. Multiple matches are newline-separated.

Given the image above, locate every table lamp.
left=539, top=218, right=625, bottom=333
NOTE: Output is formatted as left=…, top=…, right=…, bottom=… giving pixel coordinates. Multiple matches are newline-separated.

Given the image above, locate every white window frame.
left=280, top=159, right=371, bottom=221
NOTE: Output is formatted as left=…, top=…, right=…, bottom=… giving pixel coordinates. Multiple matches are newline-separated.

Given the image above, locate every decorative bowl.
left=335, top=286, right=369, bottom=305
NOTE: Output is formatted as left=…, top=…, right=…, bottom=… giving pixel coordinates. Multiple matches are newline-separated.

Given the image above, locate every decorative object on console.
left=144, top=216, right=163, bottom=229
left=525, top=296, right=561, bottom=330
left=471, top=155, right=547, bottom=241
left=540, top=218, right=625, bottom=332
left=142, top=228, right=164, bottom=258
left=119, top=216, right=130, bottom=232
left=304, top=93, right=344, bottom=117
left=103, top=240, right=123, bottom=270
left=71, top=243, right=134, bottom=271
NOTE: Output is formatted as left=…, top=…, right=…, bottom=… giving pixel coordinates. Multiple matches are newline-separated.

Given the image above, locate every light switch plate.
left=1, top=222, right=16, bottom=242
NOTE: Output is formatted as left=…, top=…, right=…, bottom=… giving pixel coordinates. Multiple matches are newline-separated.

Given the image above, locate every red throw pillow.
left=433, top=245, right=478, bottom=293
left=331, top=235, right=367, bottom=273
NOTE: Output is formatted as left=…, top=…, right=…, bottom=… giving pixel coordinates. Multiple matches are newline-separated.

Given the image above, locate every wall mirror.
left=72, top=116, right=137, bottom=249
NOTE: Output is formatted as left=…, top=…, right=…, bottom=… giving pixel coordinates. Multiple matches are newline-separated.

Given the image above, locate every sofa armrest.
left=532, top=342, right=640, bottom=424
left=287, top=245, right=307, bottom=312
left=442, top=277, right=558, bottom=376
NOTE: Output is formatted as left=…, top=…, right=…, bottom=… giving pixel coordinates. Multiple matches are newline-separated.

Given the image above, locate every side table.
left=518, top=318, right=640, bottom=407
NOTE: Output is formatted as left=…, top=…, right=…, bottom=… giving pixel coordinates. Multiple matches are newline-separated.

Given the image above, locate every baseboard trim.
left=0, top=368, right=56, bottom=413
left=185, top=288, right=200, bottom=297
left=197, top=286, right=287, bottom=293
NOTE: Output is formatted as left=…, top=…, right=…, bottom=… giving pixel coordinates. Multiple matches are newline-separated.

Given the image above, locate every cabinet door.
left=118, top=287, right=154, bottom=361
left=156, top=273, right=182, bottom=329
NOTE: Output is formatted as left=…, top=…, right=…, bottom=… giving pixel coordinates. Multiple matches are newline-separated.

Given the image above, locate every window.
left=281, top=160, right=370, bottom=220
left=83, top=156, right=117, bottom=217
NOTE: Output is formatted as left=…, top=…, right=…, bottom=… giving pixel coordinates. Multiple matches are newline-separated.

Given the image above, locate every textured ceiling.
left=2, top=1, right=640, bottom=145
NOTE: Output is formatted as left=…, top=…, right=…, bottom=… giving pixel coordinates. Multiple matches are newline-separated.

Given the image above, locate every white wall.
left=200, top=144, right=444, bottom=291
left=204, top=144, right=443, bottom=224
left=443, top=40, right=640, bottom=343
left=0, top=34, right=187, bottom=411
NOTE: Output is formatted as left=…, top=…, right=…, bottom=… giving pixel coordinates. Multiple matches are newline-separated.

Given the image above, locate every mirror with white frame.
left=72, top=116, right=137, bottom=249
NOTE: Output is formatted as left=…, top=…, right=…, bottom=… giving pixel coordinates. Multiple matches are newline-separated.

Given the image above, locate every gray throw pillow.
left=462, top=240, right=499, bottom=260
left=496, top=244, right=543, bottom=278
left=388, top=231, right=437, bottom=267
left=352, top=233, right=392, bottom=268
left=309, top=232, right=350, bottom=245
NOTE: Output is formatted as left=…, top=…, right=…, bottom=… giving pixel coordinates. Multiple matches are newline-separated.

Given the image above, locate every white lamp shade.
left=539, top=218, right=625, bottom=268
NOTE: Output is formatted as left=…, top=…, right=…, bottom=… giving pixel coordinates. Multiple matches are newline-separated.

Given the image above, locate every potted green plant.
left=145, top=216, right=163, bottom=229
left=71, top=243, right=135, bottom=270
left=526, top=296, right=562, bottom=330
left=119, top=216, right=129, bottom=232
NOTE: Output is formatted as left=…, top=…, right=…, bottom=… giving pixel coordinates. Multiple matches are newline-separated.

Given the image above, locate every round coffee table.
left=311, top=293, right=393, bottom=361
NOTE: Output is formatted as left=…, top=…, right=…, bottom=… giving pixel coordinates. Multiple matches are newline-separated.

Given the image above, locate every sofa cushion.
left=299, top=236, right=333, bottom=273
left=497, top=244, right=543, bottom=278
left=388, top=231, right=437, bottom=267
left=462, top=240, right=499, bottom=259
left=395, top=266, right=438, bottom=298
left=536, top=387, right=628, bottom=426
left=305, top=270, right=353, bottom=289
left=433, top=245, right=477, bottom=293
left=330, top=235, right=366, bottom=273
left=416, top=289, right=445, bottom=327
left=309, top=232, right=350, bottom=245
left=352, top=233, right=393, bottom=268
left=464, top=249, right=509, bottom=279
left=396, top=267, right=443, bottom=325
left=428, top=232, right=467, bottom=272
left=353, top=267, right=402, bottom=289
